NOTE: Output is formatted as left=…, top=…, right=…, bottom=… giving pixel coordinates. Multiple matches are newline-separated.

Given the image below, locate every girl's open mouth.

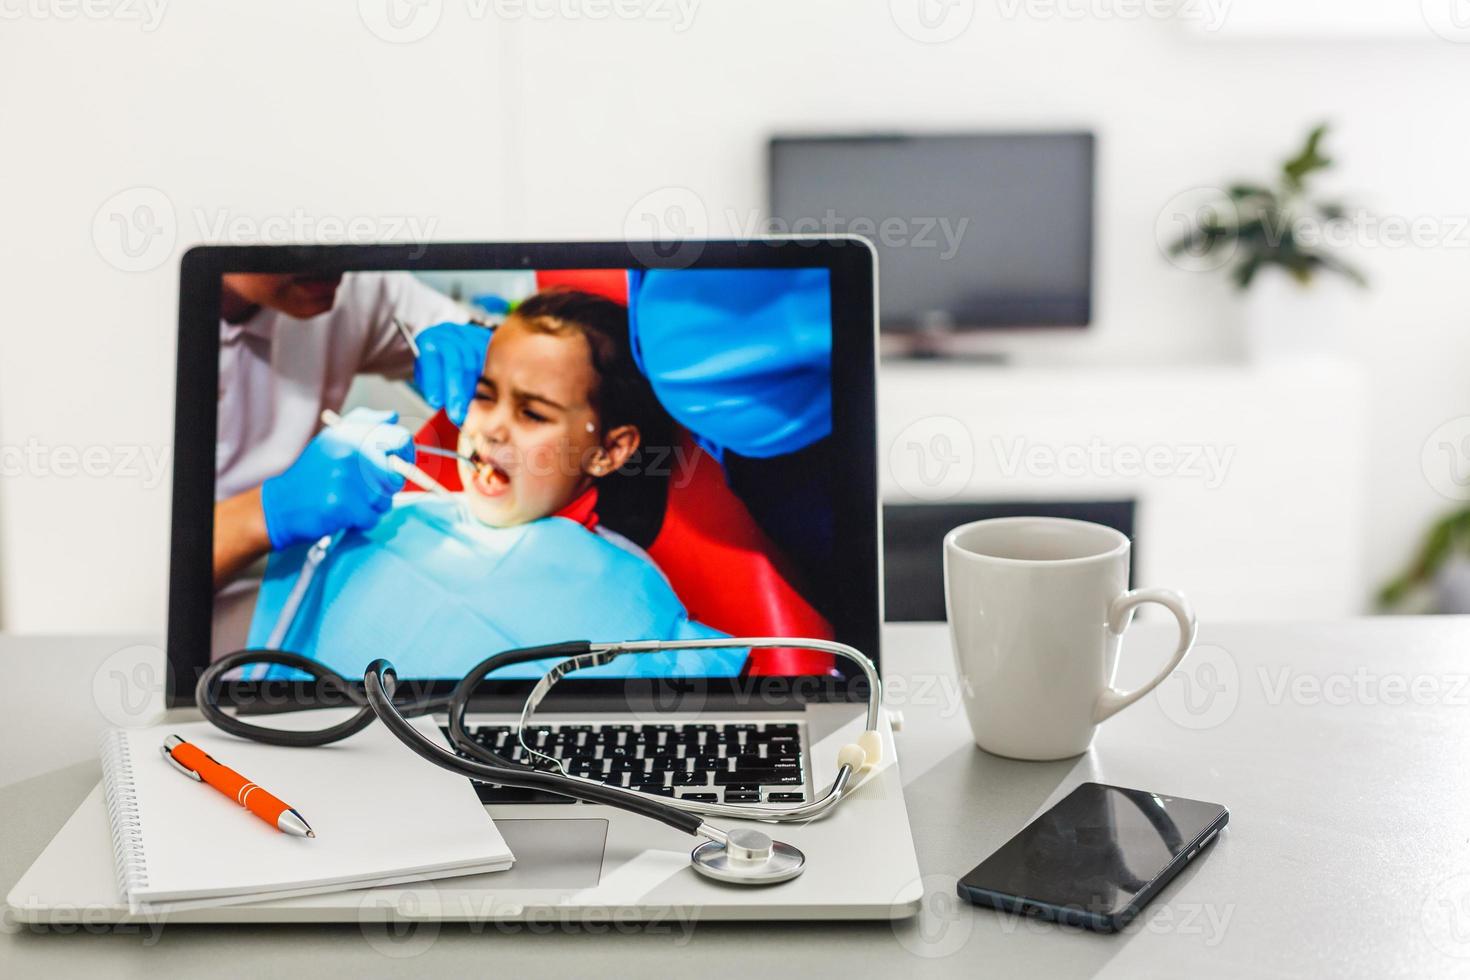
left=470, top=457, right=512, bottom=498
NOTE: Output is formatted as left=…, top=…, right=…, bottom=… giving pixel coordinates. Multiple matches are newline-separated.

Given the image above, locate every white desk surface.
left=3, top=619, right=1468, bottom=977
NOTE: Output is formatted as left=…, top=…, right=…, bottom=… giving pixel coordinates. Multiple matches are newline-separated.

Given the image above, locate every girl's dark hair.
left=512, top=288, right=666, bottom=439
left=511, top=288, right=671, bottom=546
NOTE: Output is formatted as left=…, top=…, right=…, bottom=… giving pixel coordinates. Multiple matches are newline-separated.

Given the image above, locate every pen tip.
left=306, top=831, right=316, bottom=838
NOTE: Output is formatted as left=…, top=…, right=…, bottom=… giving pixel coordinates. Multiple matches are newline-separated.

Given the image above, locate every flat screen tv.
left=769, top=132, right=1094, bottom=332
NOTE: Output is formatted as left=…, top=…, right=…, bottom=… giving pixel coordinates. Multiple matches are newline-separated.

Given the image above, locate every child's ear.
left=589, top=424, right=640, bottom=477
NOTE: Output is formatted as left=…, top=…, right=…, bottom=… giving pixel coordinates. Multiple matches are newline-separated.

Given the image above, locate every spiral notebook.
left=99, top=713, right=513, bottom=913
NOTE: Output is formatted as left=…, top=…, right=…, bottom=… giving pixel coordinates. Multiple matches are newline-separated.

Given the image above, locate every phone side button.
left=1186, top=848, right=1197, bottom=860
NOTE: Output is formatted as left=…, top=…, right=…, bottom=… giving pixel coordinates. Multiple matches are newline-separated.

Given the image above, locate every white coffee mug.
left=943, top=517, right=1197, bottom=761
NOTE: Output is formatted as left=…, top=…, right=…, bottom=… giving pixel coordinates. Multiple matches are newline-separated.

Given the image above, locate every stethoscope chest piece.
left=690, top=829, right=806, bottom=885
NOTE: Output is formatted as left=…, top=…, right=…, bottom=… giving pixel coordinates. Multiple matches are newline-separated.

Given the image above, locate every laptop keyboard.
left=440, top=721, right=809, bottom=806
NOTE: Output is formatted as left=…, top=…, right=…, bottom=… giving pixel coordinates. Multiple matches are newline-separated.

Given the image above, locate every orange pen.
left=161, top=735, right=315, bottom=838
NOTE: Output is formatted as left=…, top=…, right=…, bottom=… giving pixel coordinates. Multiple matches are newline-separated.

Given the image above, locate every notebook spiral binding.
left=100, top=729, right=149, bottom=910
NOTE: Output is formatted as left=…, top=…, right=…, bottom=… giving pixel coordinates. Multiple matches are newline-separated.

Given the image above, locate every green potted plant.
left=1165, top=124, right=1367, bottom=360
left=1379, top=508, right=1470, bottom=613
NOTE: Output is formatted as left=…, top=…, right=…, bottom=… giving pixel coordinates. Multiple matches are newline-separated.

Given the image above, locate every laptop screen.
left=210, top=265, right=840, bottom=685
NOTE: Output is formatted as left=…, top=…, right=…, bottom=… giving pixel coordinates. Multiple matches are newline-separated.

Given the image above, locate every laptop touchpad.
left=484, top=819, right=607, bottom=889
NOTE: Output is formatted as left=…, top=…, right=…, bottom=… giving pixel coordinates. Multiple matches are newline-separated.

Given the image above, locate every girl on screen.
left=245, top=289, right=740, bottom=681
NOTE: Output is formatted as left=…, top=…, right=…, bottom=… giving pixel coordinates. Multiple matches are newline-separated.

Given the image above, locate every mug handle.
left=1093, top=588, right=1199, bottom=723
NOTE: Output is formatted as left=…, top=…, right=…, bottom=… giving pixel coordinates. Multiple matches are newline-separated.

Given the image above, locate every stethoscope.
left=198, top=637, right=883, bottom=886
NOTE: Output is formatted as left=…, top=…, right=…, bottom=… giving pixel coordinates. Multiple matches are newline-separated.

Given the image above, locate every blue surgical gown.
left=628, top=267, right=832, bottom=460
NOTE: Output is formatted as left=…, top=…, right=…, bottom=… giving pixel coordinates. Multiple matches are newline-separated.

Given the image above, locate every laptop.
left=16, top=239, right=923, bottom=923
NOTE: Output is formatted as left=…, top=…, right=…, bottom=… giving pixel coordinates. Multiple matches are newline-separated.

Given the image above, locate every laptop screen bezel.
left=167, top=239, right=881, bottom=710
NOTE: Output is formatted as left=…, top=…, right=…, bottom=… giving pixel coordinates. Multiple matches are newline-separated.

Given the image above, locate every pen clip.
left=160, top=736, right=202, bottom=780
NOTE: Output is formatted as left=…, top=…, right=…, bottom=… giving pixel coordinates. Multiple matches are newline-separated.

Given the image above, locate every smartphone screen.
left=958, top=782, right=1228, bottom=931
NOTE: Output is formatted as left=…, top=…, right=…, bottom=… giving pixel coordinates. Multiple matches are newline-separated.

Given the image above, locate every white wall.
left=2, top=0, right=1467, bottom=631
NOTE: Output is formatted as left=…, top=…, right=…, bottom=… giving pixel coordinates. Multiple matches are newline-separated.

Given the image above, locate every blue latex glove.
left=260, top=408, right=414, bottom=550
left=412, top=322, right=494, bottom=426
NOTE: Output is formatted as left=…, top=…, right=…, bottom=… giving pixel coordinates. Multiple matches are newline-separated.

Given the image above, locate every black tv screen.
left=769, top=133, right=1094, bottom=331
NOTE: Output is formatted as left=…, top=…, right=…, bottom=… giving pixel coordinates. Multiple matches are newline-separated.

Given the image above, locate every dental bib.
left=246, top=497, right=739, bottom=680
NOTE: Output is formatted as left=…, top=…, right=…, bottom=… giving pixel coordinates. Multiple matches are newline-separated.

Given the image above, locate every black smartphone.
left=957, top=782, right=1229, bottom=933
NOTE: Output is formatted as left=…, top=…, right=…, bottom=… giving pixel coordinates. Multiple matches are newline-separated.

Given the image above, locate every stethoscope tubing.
left=196, top=637, right=882, bottom=835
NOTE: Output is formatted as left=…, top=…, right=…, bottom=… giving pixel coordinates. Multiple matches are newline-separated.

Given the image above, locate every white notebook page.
left=104, top=712, right=512, bottom=911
